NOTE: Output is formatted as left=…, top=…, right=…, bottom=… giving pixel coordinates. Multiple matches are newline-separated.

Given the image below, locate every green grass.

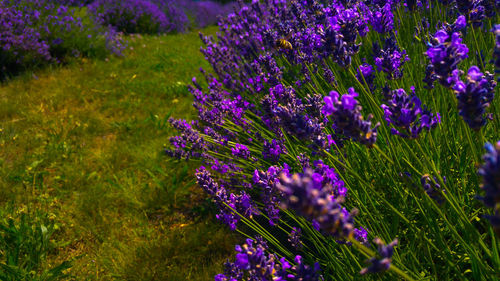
left=0, top=26, right=237, bottom=280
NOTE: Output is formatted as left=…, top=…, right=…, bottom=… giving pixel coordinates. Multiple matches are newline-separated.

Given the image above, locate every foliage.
left=167, top=0, right=500, bottom=280
left=0, top=211, right=72, bottom=281
left=0, top=27, right=236, bottom=280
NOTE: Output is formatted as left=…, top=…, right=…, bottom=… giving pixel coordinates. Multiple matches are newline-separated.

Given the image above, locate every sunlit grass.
left=0, top=26, right=237, bottom=280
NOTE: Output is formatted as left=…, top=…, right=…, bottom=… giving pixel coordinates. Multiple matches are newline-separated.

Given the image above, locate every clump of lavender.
left=322, top=88, right=380, bottom=147
left=196, top=167, right=259, bottom=230
left=360, top=238, right=399, bottom=275
left=424, top=29, right=469, bottom=88
left=89, top=0, right=189, bottom=34
left=452, top=66, right=496, bottom=130
left=381, top=87, right=441, bottom=139
left=0, top=0, right=123, bottom=77
left=277, top=168, right=357, bottom=239
left=373, top=36, right=410, bottom=80
left=421, top=174, right=447, bottom=204
left=152, top=0, right=190, bottom=33
left=167, top=118, right=207, bottom=160
left=215, top=237, right=322, bottom=281
left=477, top=141, right=500, bottom=236
left=184, top=1, right=239, bottom=28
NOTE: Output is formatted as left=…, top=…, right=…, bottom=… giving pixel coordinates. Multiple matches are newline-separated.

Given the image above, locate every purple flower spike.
left=196, top=167, right=259, bottom=230
left=354, top=227, right=369, bottom=245
left=424, top=30, right=469, bottom=89
left=262, top=139, right=285, bottom=162
left=477, top=141, right=500, bottom=236
left=231, top=143, right=250, bottom=159
left=288, top=227, right=303, bottom=250
left=421, top=174, right=446, bottom=204
left=356, top=63, right=376, bottom=92
left=277, top=169, right=358, bottom=240
left=360, top=238, right=398, bottom=275
left=453, top=66, right=497, bottom=130
left=216, top=237, right=322, bottom=280
left=381, top=87, right=440, bottom=139
left=367, top=3, right=394, bottom=34
left=373, top=36, right=410, bottom=80
left=322, top=88, right=379, bottom=147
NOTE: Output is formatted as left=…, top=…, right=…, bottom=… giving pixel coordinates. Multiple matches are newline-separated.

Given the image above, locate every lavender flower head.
left=231, top=143, right=250, bottom=159
left=360, top=238, right=398, bottom=274
left=373, top=36, right=410, bottom=80
left=356, top=63, right=376, bottom=92
left=367, top=3, right=394, bottom=34
left=196, top=167, right=259, bottom=230
left=354, top=227, right=369, bottom=245
left=288, top=227, right=303, bottom=250
left=477, top=141, right=500, bottom=236
left=322, top=88, right=380, bottom=147
left=215, top=237, right=322, bottom=281
left=424, top=30, right=469, bottom=88
left=263, top=139, right=286, bottom=162
left=277, top=168, right=358, bottom=239
left=381, top=87, right=441, bottom=139
left=421, top=174, right=446, bottom=204
left=453, top=66, right=496, bottom=130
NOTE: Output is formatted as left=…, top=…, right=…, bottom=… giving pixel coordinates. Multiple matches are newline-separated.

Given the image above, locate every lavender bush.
left=167, top=0, right=500, bottom=280
left=88, top=0, right=175, bottom=34
left=0, top=0, right=124, bottom=78
left=88, top=0, right=238, bottom=34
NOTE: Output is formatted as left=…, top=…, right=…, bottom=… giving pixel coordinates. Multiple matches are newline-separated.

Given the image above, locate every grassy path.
left=0, top=27, right=237, bottom=280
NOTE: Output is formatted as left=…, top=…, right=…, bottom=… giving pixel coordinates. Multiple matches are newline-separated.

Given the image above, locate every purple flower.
left=457, top=0, right=486, bottom=27
left=424, top=30, right=469, bottom=88
left=421, top=174, right=446, bottom=204
left=477, top=141, right=500, bottom=236
left=366, top=3, right=394, bottom=33
left=373, top=36, right=410, bottom=80
left=354, top=227, right=369, bottom=245
left=0, top=0, right=122, bottom=76
left=262, top=139, right=285, bottom=162
left=217, top=237, right=322, bottom=280
left=231, top=143, right=250, bottom=159
left=196, top=167, right=259, bottom=230
left=356, top=63, right=376, bottom=92
left=381, top=87, right=440, bottom=139
left=288, top=227, right=303, bottom=250
left=453, top=66, right=496, bottom=130
left=360, top=238, right=398, bottom=274
left=322, top=88, right=380, bottom=147
left=277, top=168, right=358, bottom=240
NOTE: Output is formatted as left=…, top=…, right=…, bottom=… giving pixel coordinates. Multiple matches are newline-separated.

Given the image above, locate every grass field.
left=0, top=26, right=237, bottom=280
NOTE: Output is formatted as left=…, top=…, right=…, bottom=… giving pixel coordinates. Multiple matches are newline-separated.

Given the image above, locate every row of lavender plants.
left=0, top=0, right=125, bottom=78
left=87, top=0, right=239, bottom=34
left=168, top=0, right=500, bottom=280
left=0, top=0, right=236, bottom=78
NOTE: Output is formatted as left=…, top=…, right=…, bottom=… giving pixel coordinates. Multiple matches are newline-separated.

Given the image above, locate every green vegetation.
left=0, top=26, right=237, bottom=280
